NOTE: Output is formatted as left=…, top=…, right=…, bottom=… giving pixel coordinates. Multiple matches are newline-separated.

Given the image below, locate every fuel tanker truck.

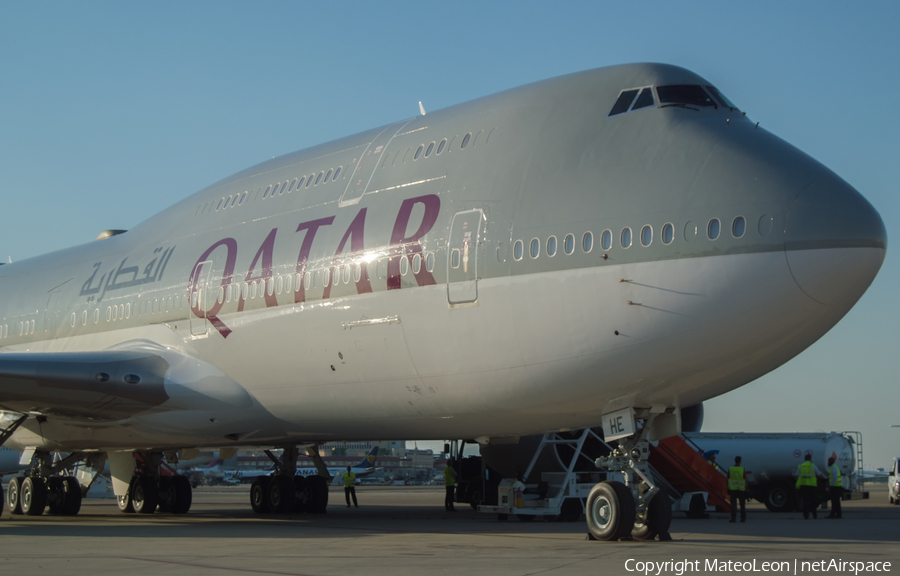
left=682, top=431, right=866, bottom=513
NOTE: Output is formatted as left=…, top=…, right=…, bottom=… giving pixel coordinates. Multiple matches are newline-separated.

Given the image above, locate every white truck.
left=683, top=431, right=866, bottom=512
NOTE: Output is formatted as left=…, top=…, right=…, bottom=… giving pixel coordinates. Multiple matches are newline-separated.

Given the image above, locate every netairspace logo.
left=625, top=559, right=892, bottom=575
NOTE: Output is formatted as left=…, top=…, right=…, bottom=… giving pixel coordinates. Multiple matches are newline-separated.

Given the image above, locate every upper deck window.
left=608, top=89, right=639, bottom=117
left=705, top=85, right=740, bottom=111
left=632, top=88, right=655, bottom=110
left=656, top=85, right=717, bottom=108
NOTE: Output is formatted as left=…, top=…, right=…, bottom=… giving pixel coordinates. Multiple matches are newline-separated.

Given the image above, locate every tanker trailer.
left=682, top=431, right=864, bottom=513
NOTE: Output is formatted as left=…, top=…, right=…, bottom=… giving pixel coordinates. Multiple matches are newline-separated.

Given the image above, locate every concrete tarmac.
left=1, top=483, right=897, bottom=575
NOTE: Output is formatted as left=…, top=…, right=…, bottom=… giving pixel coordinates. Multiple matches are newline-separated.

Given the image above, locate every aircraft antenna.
left=419, top=101, right=426, bottom=116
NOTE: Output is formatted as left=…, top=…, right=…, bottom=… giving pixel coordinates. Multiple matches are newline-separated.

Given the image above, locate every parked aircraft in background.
left=0, top=63, right=885, bottom=540
left=233, top=447, right=380, bottom=483
left=0, top=446, right=25, bottom=477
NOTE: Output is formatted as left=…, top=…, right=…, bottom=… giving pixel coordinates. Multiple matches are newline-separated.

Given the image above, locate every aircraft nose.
left=784, top=176, right=887, bottom=305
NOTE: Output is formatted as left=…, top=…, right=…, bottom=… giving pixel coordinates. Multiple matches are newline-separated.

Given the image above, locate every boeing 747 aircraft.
left=0, top=63, right=885, bottom=539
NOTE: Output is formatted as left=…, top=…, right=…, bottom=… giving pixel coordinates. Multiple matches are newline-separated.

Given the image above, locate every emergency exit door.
left=447, top=209, right=484, bottom=305
left=189, top=260, right=212, bottom=336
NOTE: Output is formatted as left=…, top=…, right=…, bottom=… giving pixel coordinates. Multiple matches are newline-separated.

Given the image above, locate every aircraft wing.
left=0, top=350, right=172, bottom=420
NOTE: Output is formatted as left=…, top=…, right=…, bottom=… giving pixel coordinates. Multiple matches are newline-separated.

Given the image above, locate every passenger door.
left=340, top=119, right=412, bottom=207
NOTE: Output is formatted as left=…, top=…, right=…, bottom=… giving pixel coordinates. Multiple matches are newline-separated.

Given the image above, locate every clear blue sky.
left=2, top=2, right=897, bottom=468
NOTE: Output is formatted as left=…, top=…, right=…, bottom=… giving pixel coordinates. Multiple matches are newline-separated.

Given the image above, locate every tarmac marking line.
left=124, top=557, right=317, bottom=575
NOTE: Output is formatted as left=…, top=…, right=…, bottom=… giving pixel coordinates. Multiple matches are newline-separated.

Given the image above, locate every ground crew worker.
left=728, top=456, right=747, bottom=523
left=826, top=456, right=843, bottom=519
left=796, top=453, right=822, bottom=519
left=707, top=452, right=720, bottom=471
left=343, top=465, right=358, bottom=508
left=444, top=458, right=457, bottom=511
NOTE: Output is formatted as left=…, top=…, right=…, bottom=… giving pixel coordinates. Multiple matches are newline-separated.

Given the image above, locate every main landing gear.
left=108, top=451, right=193, bottom=515
left=585, top=410, right=673, bottom=542
left=6, top=451, right=85, bottom=516
left=249, top=445, right=330, bottom=514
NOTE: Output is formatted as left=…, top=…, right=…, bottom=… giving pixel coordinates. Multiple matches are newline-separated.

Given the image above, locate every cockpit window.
left=656, top=85, right=717, bottom=108
left=632, top=88, right=655, bottom=110
left=608, top=89, right=639, bottom=116
left=705, top=85, right=739, bottom=111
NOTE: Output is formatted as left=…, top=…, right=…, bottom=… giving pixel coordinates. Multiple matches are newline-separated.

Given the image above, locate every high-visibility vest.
left=444, top=465, right=456, bottom=486
left=728, top=466, right=746, bottom=491
left=343, top=472, right=356, bottom=487
left=830, top=464, right=843, bottom=487
left=796, top=461, right=817, bottom=488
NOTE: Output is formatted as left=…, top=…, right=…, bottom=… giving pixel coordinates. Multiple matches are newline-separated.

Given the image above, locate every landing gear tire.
left=62, top=477, right=82, bottom=516
left=132, top=476, right=159, bottom=514
left=632, top=486, right=672, bottom=541
left=269, top=476, right=297, bottom=513
left=585, top=481, right=635, bottom=541
left=21, top=477, right=48, bottom=516
left=157, top=477, right=173, bottom=513
left=7, top=476, right=24, bottom=515
left=170, top=476, right=192, bottom=514
left=118, top=491, right=135, bottom=513
left=763, top=482, right=795, bottom=513
left=250, top=477, right=272, bottom=513
left=47, top=477, right=81, bottom=516
left=306, top=475, right=329, bottom=514
left=558, top=497, right=583, bottom=522
left=293, top=476, right=310, bottom=512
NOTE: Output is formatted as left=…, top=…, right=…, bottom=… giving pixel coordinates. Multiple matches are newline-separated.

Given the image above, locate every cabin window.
left=608, top=89, right=639, bottom=116
left=82, top=311, right=88, bottom=326
left=276, top=276, right=284, bottom=294
left=302, top=272, right=310, bottom=291
left=263, top=186, right=272, bottom=199
left=415, top=145, right=424, bottom=160
left=425, top=142, right=435, bottom=157
left=547, top=236, right=557, bottom=257
left=621, top=227, right=633, bottom=249
left=285, top=274, right=293, bottom=293
left=530, top=238, right=540, bottom=259
left=582, top=232, right=593, bottom=253
left=339, top=265, right=349, bottom=284
left=662, top=223, right=674, bottom=245
left=426, top=252, right=435, bottom=272
left=641, top=225, right=652, bottom=247
left=323, top=268, right=330, bottom=287
left=657, top=85, right=717, bottom=108
left=333, top=167, right=342, bottom=180
left=564, top=234, right=575, bottom=255
left=513, top=240, right=524, bottom=261
left=632, top=88, right=655, bottom=110
left=437, top=139, right=447, bottom=155
left=216, top=198, right=224, bottom=211
left=324, top=169, right=333, bottom=182
left=601, top=230, right=612, bottom=251
left=315, top=172, right=324, bottom=185
left=461, top=133, right=471, bottom=149
left=119, top=304, right=125, bottom=319
left=94, top=309, right=100, bottom=323
left=732, top=216, right=746, bottom=238
left=451, top=249, right=461, bottom=268
left=288, top=178, right=298, bottom=192
left=412, top=254, right=422, bottom=274
left=708, top=218, right=720, bottom=240
left=400, top=256, right=409, bottom=276
left=106, top=307, right=112, bottom=322
left=306, top=175, right=314, bottom=188
left=355, top=263, right=362, bottom=282
left=239, top=191, right=248, bottom=205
